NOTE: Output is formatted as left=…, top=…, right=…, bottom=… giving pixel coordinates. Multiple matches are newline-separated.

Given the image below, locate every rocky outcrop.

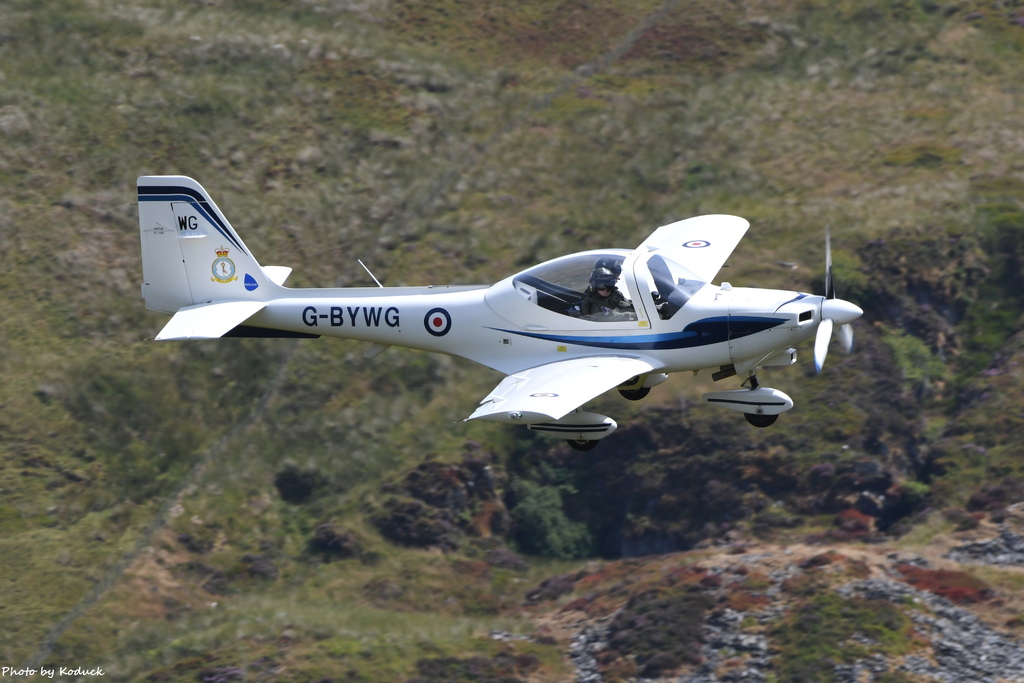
left=562, top=545, right=1024, bottom=683
left=841, top=578, right=1024, bottom=682
left=948, top=526, right=1024, bottom=566
left=678, top=608, right=771, bottom=683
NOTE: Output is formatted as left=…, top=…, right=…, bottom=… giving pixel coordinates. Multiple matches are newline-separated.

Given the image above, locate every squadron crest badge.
left=211, top=247, right=238, bottom=283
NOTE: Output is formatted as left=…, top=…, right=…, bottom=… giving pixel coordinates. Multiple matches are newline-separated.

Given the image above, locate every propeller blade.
left=816, top=226, right=859, bottom=371
left=824, top=223, right=835, bottom=300
left=814, top=317, right=833, bottom=373
left=837, top=323, right=854, bottom=354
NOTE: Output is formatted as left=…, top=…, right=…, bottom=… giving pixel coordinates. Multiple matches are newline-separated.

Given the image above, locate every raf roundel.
left=683, top=239, right=711, bottom=248
left=424, top=307, right=452, bottom=336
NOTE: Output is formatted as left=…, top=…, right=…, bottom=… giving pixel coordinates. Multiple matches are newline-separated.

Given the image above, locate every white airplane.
left=138, top=176, right=862, bottom=450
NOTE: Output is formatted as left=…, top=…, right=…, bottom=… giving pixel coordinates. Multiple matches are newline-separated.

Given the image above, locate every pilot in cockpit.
left=579, top=263, right=635, bottom=319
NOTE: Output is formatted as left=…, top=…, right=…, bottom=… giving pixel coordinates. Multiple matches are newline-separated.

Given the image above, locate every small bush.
left=524, top=574, right=577, bottom=603
left=372, top=456, right=509, bottom=550
left=896, top=563, right=993, bottom=604
left=273, top=463, right=326, bottom=504
left=835, top=508, right=873, bottom=535
left=883, top=142, right=961, bottom=167
left=772, top=593, right=914, bottom=682
left=508, top=480, right=591, bottom=560
left=605, top=586, right=713, bottom=673
left=407, top=653, right=533, bottom=683
left=484, top=547, right=528, bottom=571
left=371, top=496, right=461, bottom=551
left=308, top=523, right=361, bottom=561
left=943, top=507, right=981, bottom=532
left=639, top=651, right=681, bottom=678
left=233, top=553, right=278, bottom=581
left=967, top=478, right=1024, bottom=512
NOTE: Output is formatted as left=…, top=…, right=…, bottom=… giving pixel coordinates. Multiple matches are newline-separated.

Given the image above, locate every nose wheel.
left=744, top=412, right=778, bottom=428
left=703, top=372, right=793, bottom=428
left=742, top=375, right=778, bottom=427
left=618, top=387, right=651, bottom=401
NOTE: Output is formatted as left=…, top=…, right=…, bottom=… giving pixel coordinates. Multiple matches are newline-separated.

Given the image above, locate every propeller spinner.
left=814, top=226, right=862, bottom=372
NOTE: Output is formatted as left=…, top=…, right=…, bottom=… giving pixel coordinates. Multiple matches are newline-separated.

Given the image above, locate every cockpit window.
left=647, top=254, right=705, bottom=319
left=512, top=251, right=637, bottom=322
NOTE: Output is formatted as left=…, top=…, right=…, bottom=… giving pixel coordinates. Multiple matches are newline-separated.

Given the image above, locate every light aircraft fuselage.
left=138, top=176, right=862, bottom=449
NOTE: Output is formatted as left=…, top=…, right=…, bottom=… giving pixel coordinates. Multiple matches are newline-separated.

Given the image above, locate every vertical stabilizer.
left=138, top=176, right=277, bottom=313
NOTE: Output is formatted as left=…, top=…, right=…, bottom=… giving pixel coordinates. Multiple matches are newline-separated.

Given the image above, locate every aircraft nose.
left=821, top=298, right=863, bottom=326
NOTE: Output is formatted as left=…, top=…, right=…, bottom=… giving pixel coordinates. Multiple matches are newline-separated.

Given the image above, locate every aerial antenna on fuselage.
left=358, top=259, right=384, bottom=288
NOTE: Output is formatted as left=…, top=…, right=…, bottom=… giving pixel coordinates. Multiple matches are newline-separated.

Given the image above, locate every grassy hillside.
left=4, top=0, right=1024, bottom=680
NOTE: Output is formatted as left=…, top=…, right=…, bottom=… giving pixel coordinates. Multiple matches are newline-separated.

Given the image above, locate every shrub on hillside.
left=604, top=585, right=713, bottom=677
left=308, top=523, right=362, bottom=561
left=771, top=592, right=914, bottom=681
left=407, top=652, right=537, bottom=683
left=273, top=463, right=326, bottom=504
left=507, top=479, right=591, bottom=560
left=371, top=496, right=461, bottom=551
left=370, top=455, right=511, bottom=551
left=967, top=477, right=1024, bottom=513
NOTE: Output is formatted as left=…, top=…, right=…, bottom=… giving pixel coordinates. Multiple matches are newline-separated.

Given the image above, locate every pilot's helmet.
left=594, top=258, right=622, bottom=277
left=589, top=267, right=617, bottom=290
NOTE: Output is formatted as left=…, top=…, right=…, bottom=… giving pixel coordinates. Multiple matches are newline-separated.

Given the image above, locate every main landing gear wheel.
left=745, top=413, right=778, bottom=428
left=567, top=439, right=599, bottom=451
left=619, top=387, right=651, bottom=401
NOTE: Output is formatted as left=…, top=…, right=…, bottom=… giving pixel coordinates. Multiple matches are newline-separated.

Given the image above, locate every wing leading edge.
left=467, top=356, right=657, bottom=423
left=637, top=214, right=749, bottom=283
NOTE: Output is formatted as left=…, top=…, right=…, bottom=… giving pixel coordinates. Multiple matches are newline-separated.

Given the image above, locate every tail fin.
left=138, top=176, right=284, bottom=314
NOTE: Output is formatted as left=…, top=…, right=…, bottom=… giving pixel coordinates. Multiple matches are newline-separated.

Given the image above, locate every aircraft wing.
left=467, top=356, right=657, bottom=423
left=154, top=301, right=266, bottom=340
left=637, top=214, right=749, bottom=283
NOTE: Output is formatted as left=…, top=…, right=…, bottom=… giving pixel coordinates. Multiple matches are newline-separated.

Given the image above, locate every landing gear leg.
left=567, top=439, right=599, bottom=451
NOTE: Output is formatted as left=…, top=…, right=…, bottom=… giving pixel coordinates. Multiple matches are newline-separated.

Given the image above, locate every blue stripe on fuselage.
left=488, top=316, right=785, bottom=351
left=774, top=293, right=810, bottom=311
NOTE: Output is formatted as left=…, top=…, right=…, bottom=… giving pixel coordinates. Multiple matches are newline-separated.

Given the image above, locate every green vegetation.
left=882, top=328, right=947, bottom=388
left=507, top=479, right=592, bottom=560
left=771, top=593, right=916, bottom=683
left=5, top=0, right=1024, bottom=679
left=883, top=142, right=962, bottom=168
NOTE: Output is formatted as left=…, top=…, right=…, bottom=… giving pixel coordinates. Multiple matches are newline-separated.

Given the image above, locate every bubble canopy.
left=501, top=248, right=706, bottom=322
left=641, top=252, right=706, bottom=320
left=510, top=250, right=634, bottom=321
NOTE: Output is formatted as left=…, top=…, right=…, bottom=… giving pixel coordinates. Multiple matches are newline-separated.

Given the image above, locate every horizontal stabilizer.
left=155, top=301, right=266, bottom=340
left=262, top=266, right=292, bottom=286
